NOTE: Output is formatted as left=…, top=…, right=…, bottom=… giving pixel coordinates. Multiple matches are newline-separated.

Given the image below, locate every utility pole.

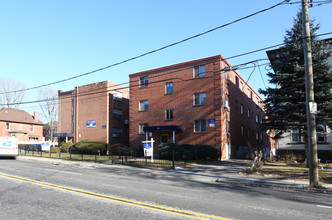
left=301, top=0, right=320, bottom=187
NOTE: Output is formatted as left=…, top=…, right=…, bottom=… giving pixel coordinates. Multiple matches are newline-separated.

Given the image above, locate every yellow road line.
left=0, top=172, right=230, bottom=220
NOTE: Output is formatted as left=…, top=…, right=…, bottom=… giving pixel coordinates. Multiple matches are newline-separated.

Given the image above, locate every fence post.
left=95, top=149, right=97, bottom=163
left=81, top=149, right=83, bottom=161
left=70, top=147, right=72, bottom=160
left=32, top=148, right=34, bottom=157
left=172, top=150, right=175, bottom=169
left=49, top=148, right=51, bottom=158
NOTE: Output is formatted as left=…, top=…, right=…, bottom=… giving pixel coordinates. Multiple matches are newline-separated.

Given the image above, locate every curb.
left=216, top=178, right=332, bottom=194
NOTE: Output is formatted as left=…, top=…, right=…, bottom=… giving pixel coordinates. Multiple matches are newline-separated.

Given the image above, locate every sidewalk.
left=17, top=156, right=332, bottom=193
left=175, top=160, right=332, bottom=193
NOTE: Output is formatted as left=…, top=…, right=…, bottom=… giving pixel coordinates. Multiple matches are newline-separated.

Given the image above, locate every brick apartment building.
left=57, top=81, right=129, bottom=146
left=129, top=55, right=275, bottom=160
left=0, top=108, right=44, bottom=142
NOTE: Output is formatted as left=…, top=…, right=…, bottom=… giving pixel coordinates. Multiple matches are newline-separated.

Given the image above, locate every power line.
left=8, top=58, right=270, bottom=107
left=1, top=0, right=290, bottom=95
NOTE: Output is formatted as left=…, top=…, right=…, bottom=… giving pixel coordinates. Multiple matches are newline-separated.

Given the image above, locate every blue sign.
left=143, top=143, right=152, bottom=149
left=2, top=141, right=12, bottom=147
left=86, top=120, right=96, bottom=127
left=102, top=125, right=107, bottom=129
left=208, top=119, right=216, bottom=127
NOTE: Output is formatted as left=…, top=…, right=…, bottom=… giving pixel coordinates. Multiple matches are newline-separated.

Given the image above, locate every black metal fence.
left=18, top=146, right=196, bottom=169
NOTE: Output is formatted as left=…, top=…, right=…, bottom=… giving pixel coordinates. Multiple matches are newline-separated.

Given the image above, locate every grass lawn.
left=259, top=162, right=332, bottom=184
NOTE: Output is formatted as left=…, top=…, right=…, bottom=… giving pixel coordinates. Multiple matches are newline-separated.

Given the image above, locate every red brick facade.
left=129, top=55, right=275, bottom=159
left=58, top=81, right=129, bottom=146
left=0, top=108, right=44, bottom=142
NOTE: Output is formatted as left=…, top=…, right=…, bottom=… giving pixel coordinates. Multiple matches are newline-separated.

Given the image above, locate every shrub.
left=159, top=143, right=184, bottom=159
left=74, top=140, right=108, bottom=154
left=51, top=147, right=60, bottom=153
left=159, top=143, right=218, bottom=160
left=60, top=142, right=73, bottom=153
left=110, top=143, right=128, bottom=155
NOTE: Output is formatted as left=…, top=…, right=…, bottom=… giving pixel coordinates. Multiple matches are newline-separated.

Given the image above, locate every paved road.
left=0, top=157, right=331, bottom=220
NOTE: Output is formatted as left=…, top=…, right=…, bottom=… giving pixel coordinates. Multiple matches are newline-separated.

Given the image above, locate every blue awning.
left=53, top=133, right=74, bottom=137
left=143, top=126, right=184, bottom=132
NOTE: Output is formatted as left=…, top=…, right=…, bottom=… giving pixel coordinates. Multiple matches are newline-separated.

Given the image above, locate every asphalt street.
left=0, top=157, right=331, bottom=220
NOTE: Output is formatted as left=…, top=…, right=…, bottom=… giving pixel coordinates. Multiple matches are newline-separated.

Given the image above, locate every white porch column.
left=173, top=130, right=175, bottom=143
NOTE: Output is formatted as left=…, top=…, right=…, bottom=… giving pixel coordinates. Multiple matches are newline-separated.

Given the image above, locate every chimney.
left=34, top=112, right=38, bottom=122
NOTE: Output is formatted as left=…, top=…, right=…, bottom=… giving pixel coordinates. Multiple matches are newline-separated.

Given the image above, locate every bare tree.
left=0, top=78, right=27, bottom=108
left=38, top=87, right=58, bottom=142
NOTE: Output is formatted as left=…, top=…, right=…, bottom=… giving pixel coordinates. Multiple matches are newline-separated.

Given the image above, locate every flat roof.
left=129, top=55, right=224, bottom=78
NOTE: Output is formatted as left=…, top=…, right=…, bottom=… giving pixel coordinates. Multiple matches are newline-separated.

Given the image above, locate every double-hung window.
left=291, top=129, right=300, bottom=142
left=194, top=65, right=206, bottom=78
left=317, top=124, right=326, bottom=143
left=140, top=76, right=148, bottom=87
left=165, top=109, right=173, bottom=120
left=139, top=100, right=148, bottom=111
left=194, top=93, right=206, bottom=105
left=194, top=120, right=206, bottom=132
left=165, top=82, right=173, bottom=94
left=240, top=104, right=244, bottom=115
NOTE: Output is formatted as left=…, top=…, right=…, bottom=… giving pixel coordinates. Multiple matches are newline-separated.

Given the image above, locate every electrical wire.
left=8, top=58, right=270, bottom=107
left=1, top=0, right=290, bottom=95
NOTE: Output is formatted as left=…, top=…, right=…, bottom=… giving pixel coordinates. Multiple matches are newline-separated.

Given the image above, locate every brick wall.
left=129, top=55, right=274, bottom=159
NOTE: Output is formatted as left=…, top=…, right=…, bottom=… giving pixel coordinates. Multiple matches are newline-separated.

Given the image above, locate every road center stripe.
left=0, top=172, right=230, bottom=220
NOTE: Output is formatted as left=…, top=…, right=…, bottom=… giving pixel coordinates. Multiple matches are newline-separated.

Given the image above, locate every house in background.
left=129, top=55, right=276, bottom=160
left=266, top=37, right=332, bottom=160
left=0, top=108, right=44, bottom=142
left=56, top=81, right=129, bottom=147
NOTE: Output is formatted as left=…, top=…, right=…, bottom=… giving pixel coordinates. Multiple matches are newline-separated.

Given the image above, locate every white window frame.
left=317, top=124, right=326, bottom=144
left=291, top=129, right=300, bottom=143
left=30, top=125, right=34, bottom=132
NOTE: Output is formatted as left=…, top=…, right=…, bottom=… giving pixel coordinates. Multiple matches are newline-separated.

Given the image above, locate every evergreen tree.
left=260, top=11, right=332, bottom=139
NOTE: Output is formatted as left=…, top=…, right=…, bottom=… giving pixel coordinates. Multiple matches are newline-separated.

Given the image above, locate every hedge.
left=159, top=143, right=218, bottom=160
left=73, top=140, right=109, bottom=154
